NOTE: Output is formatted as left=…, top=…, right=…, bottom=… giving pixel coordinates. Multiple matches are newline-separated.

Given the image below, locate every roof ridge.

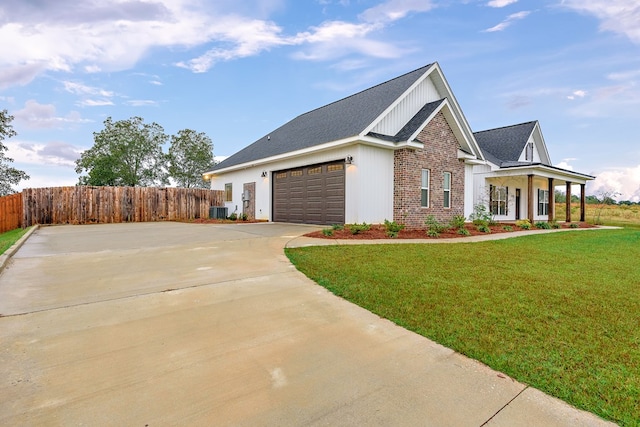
left=295, top=63, right=434, bottom=119
left=474, top=120, right=537, bottom=134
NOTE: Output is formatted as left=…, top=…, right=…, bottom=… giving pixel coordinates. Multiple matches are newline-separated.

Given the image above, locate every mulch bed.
left=304, top=222, right=595, bottom=240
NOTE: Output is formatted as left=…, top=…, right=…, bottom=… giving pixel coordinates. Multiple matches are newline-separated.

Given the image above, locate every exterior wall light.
left=261, top=171, right=268, bottom=178
left=345, top=155, right=353, bottom=164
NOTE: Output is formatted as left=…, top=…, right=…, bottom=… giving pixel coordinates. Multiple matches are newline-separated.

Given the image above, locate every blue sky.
left=2, top=0, right=639, bottom=200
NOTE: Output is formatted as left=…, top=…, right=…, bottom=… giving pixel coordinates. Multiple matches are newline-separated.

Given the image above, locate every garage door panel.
left=273, top=161, right=345, bottom=225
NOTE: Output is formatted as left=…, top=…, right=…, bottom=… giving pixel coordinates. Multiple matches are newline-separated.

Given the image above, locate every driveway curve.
left=0, top=222, right=613, bottom=426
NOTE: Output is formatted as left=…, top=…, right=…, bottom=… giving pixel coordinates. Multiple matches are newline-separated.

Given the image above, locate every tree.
left=0, top=110, right=30, bottom=196
left=168, top=129, right=214, bottom=188
left=75, top=116, right=169, bottom=187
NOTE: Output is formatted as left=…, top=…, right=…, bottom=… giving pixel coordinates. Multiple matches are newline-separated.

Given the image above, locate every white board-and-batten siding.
left=371, top=77, right=441, bottom=137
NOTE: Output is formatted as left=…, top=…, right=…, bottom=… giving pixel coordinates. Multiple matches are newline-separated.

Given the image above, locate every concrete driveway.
left=0, top=222, right=613, bottom=426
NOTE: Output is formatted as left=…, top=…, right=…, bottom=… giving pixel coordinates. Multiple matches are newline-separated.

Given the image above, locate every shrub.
left=569, top=223, right=580, bottom=228
left=477, top=224, right=491, bottom=233
left=535, top=221, right=551, bottom=229
left=384, top=219, right=404, bottom=238
left=449, top=215, right=466, bottom=230
left=516, top=219, right=531, bottom=230
left=503, top=225, right=513, bottom=232
left=551, top=221, right=561, bottom=229
left=228, top=212, right=238, bottom=221
left=332, top=224, right=344, bottom=231
left=425, top=215, right=447, bottom=238
left=349, top=222, right=371, bottom=235
left=241, top=213, right=248, bottom=221
left=322, top=228, right=334, bottom=237
left=457, top=228, right=471, bottom=236
left=469, top=204, right=492, bottom=226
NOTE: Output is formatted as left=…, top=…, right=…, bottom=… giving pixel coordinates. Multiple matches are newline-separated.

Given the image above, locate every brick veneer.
left=394, top=111, right=465, bottom=228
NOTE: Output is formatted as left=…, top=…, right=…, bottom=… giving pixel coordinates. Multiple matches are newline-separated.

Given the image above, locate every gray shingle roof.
left=213, top=64, right=434, bottom=171
left=367, top=99, right=445, bottom=143
left=473, top=121, right=538, bottom=166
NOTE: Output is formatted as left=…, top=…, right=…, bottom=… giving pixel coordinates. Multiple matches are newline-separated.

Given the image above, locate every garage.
left=273, top=161, right=345, bottom=225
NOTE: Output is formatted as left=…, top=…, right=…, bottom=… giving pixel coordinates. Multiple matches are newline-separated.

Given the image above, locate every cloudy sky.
left=2, top=0, right=639, bottom=200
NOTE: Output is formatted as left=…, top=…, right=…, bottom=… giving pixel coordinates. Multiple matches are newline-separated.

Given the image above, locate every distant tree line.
left=554, top=190, right=637, bottom=206
left=75, top=116, right=214, bottom=188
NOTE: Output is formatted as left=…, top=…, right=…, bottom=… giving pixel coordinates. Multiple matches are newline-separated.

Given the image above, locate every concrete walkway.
left=0, top=222, right=615, bottom=426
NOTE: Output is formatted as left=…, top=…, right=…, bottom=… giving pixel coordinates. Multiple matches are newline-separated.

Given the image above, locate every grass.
left=0, top=227, right=30, bottom=256
left=557, top=202, right=640, bottom=229
left=286, top=229, right=640, bottom=426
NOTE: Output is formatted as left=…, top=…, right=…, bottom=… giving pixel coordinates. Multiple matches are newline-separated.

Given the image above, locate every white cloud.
left=62, top=81, right=114, bottom=97
left=484, top=10, right=531, bottom=32
left=13, top=100, right=91, bottom=129
left=589, top=165, right=640, bottom=202
left=556, top=158, right=577, bottom=170
left=358, top=0, right=436, bottom=24
left=125, top=100, right=159, bottom=107
left=78, top=99, right=115, bottom=107
left=6, top=140, right=83, bottom=167
left=560, top=0, right=640, bottom=44
left=487, top=0, right=518, bottom=7
left=567, top=89, right=587, bottom=100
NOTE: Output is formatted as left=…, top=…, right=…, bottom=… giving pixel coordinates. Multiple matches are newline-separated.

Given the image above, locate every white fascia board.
left=532, top=122, right=552, bottom=164
left=207, top=136, right=363, bottom=175
left=429, top=63, right=485, bottom=161
left=484, top=165, right=595, bottom=183
left=360, top=63, right=437, bottom=137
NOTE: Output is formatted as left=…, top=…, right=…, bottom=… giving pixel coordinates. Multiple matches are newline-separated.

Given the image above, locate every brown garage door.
left=273, top=161, right=345, bottom=225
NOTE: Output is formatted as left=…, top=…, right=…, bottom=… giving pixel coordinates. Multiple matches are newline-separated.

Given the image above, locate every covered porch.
left=482, top=164, right=595, bottom=223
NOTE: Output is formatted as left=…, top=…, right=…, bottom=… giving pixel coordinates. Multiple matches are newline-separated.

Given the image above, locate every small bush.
left=551, top=221, right=561, bottom=229
left=516, top=219, right=531, bottom=230
left=570, top=223, right=580, bottom=228
left=228, top=212, right=238, bottom=221
left=449, top=215, right=466, bottom=230
left=332, top=224, right=344, bottom=231
left=322, top=228, right=334, bottom=237
left=469, top=204, right=492, bottom=226
left=535, top=221, right=551, bottom=229
left=457, top=228, right=471, bottom=236
left=384, top=219, right=404, bottom=238
left=503, top=225, right=513, bottom=232
left=425, top=215, right=447, bottom=238
left=349, top=222, right=371, bottom=235
left=241, top=213, right=248, bottom=221
left=477, top=224, right=491, bottom=233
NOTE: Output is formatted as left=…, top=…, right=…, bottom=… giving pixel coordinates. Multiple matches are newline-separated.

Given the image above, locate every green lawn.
left=286, top=229, right=640, bottom=426
left=0, top=227, right=30, bottom=256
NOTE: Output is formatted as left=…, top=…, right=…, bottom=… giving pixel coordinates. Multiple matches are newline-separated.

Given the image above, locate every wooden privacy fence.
left=0, top=193, right=23, bottom=233
left=21, top=186, right=225, bottom=227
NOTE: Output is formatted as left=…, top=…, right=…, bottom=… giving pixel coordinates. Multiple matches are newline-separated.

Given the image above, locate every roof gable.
left=474, top=121, right=539, bottom=166
left=213, top=64, right=434, bottom=171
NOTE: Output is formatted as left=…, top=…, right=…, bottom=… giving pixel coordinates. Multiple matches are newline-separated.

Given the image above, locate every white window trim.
left=421, top=169, right=430, bottom=208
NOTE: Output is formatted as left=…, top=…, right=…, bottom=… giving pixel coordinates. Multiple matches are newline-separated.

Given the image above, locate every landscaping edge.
left=0, top=225, right=39, bottom=274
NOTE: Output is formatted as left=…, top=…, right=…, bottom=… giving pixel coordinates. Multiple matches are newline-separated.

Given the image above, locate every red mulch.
left=304, top=222, right=595, bottom=240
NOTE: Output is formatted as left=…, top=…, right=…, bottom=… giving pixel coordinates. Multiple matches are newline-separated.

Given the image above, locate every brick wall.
left=393, top=111, right=466, bottom=228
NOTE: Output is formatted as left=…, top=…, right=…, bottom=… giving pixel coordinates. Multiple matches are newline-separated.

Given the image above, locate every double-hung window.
left=421, top=169, right=430, bottom=208
left=490, top=185, right=508, bottom=216
left=443, top=172, right=451, bottom=208
left=538, top=189, right=549, bottom=215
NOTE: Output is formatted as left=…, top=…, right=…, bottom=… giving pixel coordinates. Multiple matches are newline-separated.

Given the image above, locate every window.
left=525, top=142, right=534, bottom=162
left=224, top=183, right=232, bottom=202
left=538, top=189, right=549, bottom=215
left=327, top=164, right=343, bottom=172
left=421, top=169, right=430, bottom=208
left=490, top=185, right=508, bottom=216
left=443, top=172, right=451, bottom=208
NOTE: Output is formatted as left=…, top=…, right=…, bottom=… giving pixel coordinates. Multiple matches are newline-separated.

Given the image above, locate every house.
left=203, top=63, right=594, bottom=227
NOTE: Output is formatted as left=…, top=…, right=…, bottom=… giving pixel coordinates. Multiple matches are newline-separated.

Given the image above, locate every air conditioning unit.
left=209, top=206, right=228, bottom=219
